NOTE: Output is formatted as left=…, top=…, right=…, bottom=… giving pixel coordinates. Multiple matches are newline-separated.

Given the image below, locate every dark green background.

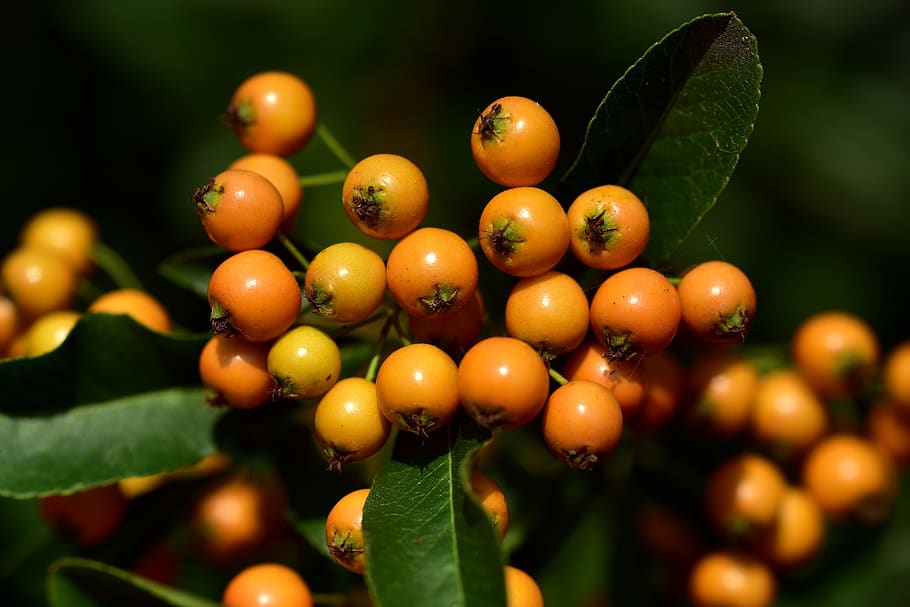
left=3, top=1, right=909, bottom=605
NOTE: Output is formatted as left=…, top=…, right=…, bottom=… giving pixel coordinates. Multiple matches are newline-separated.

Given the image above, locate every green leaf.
left=0, top=314, right=220, bottom=497
left=47, top=557, right=219, bottom=607
left=363, top=415, right=506, bottom=607
left=158, top=246, right=225, bottom=298
left=559, top=11, right=762, bottom=266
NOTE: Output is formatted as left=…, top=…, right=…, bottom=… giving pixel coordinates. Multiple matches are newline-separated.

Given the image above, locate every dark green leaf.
left=559, top=11, right=762, bottom=266
left=158, top=246, right=225, bottom=299
left=47, top=557, right=219, bottom=607
left=364, top=415, right=505, bottom=607
left=0, top=314, right=220, bottom=497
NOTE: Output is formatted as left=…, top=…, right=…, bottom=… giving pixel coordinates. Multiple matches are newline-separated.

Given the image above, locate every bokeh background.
left=2, top=0, right=909, bottom=604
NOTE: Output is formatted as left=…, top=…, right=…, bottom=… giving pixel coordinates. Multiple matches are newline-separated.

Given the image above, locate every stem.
left=91, top=242, right=144, bottom=290
left=364, top=353, right=381, bottom=383
left=328, top=309, right=387, bottom=339
left=364, top=308, right=402, bottom=382
left=274, top=231, right=310, bottom=271
left=317, top=123, right=357, bottom=170
left=549, top=367, right=570, bottom=386
left=464, top=235, right=481, bottom=251
left=299, top=170, right=349, bottom=188
left=666, top=276, right=681, bottom=286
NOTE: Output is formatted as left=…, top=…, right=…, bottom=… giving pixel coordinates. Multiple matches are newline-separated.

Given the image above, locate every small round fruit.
left=469, top=470, right=510, bottom=541
left=39, top=484, right=127, bottom=546
left=314, top=377, right=390, bottom=470
left=20, top=207, right=98, bottom=275
left=304, top=242, right=387, bottom=323
left=677, top=260, right=756, bottom=343
left=229, top=152, right=303, bottom=233
left=688, top=550, right=776, bottom=607
left=471, top=96, right=560, bottom=187
left=634, top=350, right=685, bottom=433
left=407, top=289, right=485, bottom=359
left=0, top=295, right=19, bottom=355
left=589, top=267, right=681, bottom=361
left=705, top=453, right=786, bottom=539
left=566, top=185, right=650, bottom=270
left=753, top=486, right=826, bottom=569
left=342, top=153, right=429, bottom=240
left=560, top=338, right=647, bottom=418
left=802, top=433, right=897, bottom=523
left=23, top=310, right=81, bottom=356
left=375, top=343, right=460, bottom=436
left=791, top=310, right=879, bottom=399
left=198, top=334, right=272, bottom=409
left=1, top=247, right=77, bottom=319
left=193, top=168, right=284, bottom=252
left=883, top=340, right=910, bottom=409
left=88, top=288, right=172, bottom=333
left=268, top=325, right=342, bottom=400
left=685, top=352, right=759, bottom=438
left=191, top=473, right=287, bottom=566
left=458, top=336, right=550, bottom=430
left=867, top=399, right=910, bottom=465
left=478, top=186, right=569, bottom=277
left=386, top=227, right=478, bottom=319
left=325, top=488, right=370, bottom=574
left=505, top=271, right=589, bottom=360
left=749, top=369, right=828, bottom=461
left=207, top=249, right=302, bottom=342
left=541, top=380, right=624, bottom=470
left=223, top=563, right=313, bottom=607
left=225, top=71, right=318, bottom=156
left=504, top=566, right=545, bottom=607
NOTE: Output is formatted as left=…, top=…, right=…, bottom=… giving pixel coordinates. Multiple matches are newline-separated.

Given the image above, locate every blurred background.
left=2, top=1, right=909, bottom=604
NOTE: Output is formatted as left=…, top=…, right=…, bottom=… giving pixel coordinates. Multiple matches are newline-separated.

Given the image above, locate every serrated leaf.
left=363, top=415, right=505, bottom=607
left=158, top=246, right=225, bottom=298
left=559, top=11, right=762, bottom=266
left=0, top=314, right=221, bottom=497
left=47, top=557, right=219, bottom=607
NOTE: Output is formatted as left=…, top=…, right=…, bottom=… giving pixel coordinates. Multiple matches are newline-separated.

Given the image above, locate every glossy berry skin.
left=685, top=352, right=759, bottom=438
left=325, top=488, right=370, bottom=574
left=342, top=153, right=429, bottom=240
left=566, top=185, right=650, bottom=270
left=504, top=566, right=545, bottom=607
left=541, top=380, right=624, bottom=470
left=469, top=470, right=510, bottom=541
left=314, top=377, right=390, bottom=470
left=705, top=453, right=786, bottom=539
left=589, top=267, right=681, bottom=361
left=883, top=340, right=910, bottom=409
left=478, top=186, right=569, bottom=277
left=867, top=399, right=910, bottom=465
left=386, top=227, right=478, bottom=319
left=753, top=486, right=826, bottom=569
left=225, top=71, right=318, bottom=156
left=408, top=290, right=485, bottom=360
left=39, top=484, right=128, bottom=546
left=375, top=343, right=460, bottom=436
left=304, top=242, right=387, bottom=323
left=1, top=247, right=77, bottom=320
left=471, top=96, right=560, bottom=187
left=194, top=168, right=284, bottom=252
left=802, top=433, right=897, bottom=523
left=560, top=338, right=647, bottom=419
left=677, top=260, right=756, bottom=343
left=229, top=152, right=303, bottom=234
left=88, top=288, right=172, bottom=333
left=268, top=326, right=342, bottom=400
left=207, top=249, right=302, bottom=342
left=688, top=550, right=776, bottom=607
left=223, top=563, right=313, bottom=607
left=0, top=295, right=18, bottom=355
left=750, top=369, right=828, bottom=461
left=457, top=336, right=550, bottom=430
left=20, top=207, right=98, bottom=275
left=24, top=310, right=81, bottom=356
left=198, top=335, right=272, bottom=409
left=505, top=271, right=589, bottom=360
left=791, top=310, right=880, bottom=399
